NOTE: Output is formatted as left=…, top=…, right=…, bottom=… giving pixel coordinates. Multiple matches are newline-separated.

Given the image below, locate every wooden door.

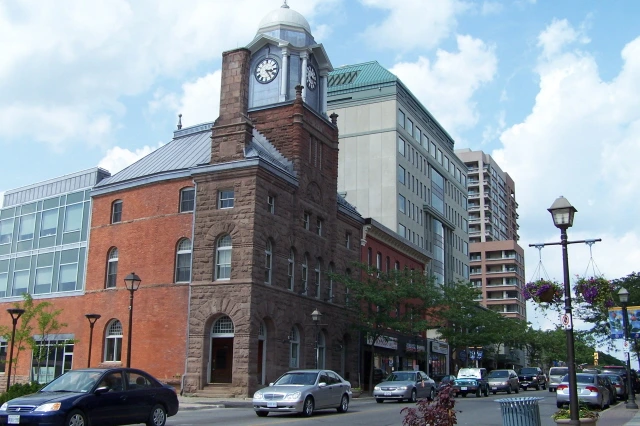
left=210, top=337, right=233, bottom=383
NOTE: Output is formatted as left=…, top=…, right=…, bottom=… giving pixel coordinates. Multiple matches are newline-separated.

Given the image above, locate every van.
left=548, top=367, right=569, bottom=392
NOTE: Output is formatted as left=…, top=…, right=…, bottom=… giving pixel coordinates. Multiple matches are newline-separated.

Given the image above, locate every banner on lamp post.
left=609, top=307, right=640, bottom=339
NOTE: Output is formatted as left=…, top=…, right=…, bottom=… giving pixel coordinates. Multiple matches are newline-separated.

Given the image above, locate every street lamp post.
left=548, top=196, right=579, bottom=425
left=311, top=308, right=322, bottom=369
left=85, top=314, right=101, bottom=368
left=124, top=272, right=141, bottom=368
left=617, top=287, right=638, bottom=409
left=6, top=308, right=25, bottom=391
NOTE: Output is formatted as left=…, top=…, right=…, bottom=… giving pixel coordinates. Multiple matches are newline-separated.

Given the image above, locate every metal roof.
left=327, top=61, right=397, bottom=92
left=95, top=123, right=213, bottom=187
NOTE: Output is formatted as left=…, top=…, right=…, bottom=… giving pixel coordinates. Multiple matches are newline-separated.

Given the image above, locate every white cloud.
left=390, top=35, right=497, bottom=138
left=491, top=20, right=640, bottom=329
left=481, top=1, right=503, bottom=15
left=359, top=0, right=469, bottom=51
left=150, top=71, right=221, bottom=128
left=98, top=144, right=162, bottom=175
left=0, top=0, right=331, bottom=151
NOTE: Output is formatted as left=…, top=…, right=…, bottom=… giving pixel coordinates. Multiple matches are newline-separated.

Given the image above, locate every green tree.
left=333, top=263, right=442, bottom=390
left=30, top=301, right=68, bottom=383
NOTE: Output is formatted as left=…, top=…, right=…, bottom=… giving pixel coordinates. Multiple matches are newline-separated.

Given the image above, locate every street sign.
left=624, top=340, right=630, bottom=354
left=561, top=313, right=572, bottom=330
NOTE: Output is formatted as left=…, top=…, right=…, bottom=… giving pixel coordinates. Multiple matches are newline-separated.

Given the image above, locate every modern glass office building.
left=0, top=168, right=110, bottom=298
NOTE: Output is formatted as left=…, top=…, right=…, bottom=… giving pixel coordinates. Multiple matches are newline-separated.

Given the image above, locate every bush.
left=401, top=384, right=457, bottom=426
left=0, top=382, right=45, bottom=404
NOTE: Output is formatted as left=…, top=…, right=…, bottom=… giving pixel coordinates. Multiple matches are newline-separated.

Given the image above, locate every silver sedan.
left=556, top=373, right=610, bottom=409
left=252, top=369, right=351, bottom=417
left=373, top=371, right=436, bottom=403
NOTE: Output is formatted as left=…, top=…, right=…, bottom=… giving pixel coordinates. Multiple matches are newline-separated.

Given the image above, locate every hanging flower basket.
left=523, top=279, right=563, bottom=306
left=573, top=276, right=614, bottom=309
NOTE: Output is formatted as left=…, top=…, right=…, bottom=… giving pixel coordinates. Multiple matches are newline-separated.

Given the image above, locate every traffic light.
left=594, top=352, right=599, bottom=365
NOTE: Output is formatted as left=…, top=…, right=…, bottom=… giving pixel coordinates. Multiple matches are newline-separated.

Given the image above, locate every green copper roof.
left=327, top=61, right=397, bottom=92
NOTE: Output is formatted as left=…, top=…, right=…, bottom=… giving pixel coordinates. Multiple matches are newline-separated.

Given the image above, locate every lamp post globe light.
left=547, top=196, right=580, bottom=425
left=124, top=272, right=141, bottom=368
left=6, top=308, right=25, bottom=391
left=617, top=287, right=638, bottom=409
left=311, top=308, right=322, bottom=369
left=85, top=314, right=101, bottom=368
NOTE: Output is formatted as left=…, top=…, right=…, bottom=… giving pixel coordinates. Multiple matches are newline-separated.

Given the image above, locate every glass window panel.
left=58, top=263, right=78, bottom=292
left=0, top=260, right=8, bottom=272
left=0, top=273, right=7, bottom=297
left=180, top=188, right=195, bottom=213
left=0, top=208, right=15, bottom=220
left=36, top=252, right=54, bottom=267
left=43, top=198, right=59, bottom=210
left=34, top=267, right=53, bottom=294
left=66, top=191, right=83, bottom=204
left=398, top=137, right=405, bottom=156
left=398, top=109, right=405, bottom=128
left=0, top=218, right=13, bottom=244
left=64, top=204, right=83, bottom=232
left=397, top=165, right=405, bottom=185
left=15, top=256, right=30, bottom=270
left=60, top=249, right=78, bottom=264
left=40, top=210, right=58, bottom=237
left=21, top=203, right=37, bottom=214
left=12, top=270, right=29, bottom=296
left=19, top=214, right=35, bottom=241
left=218, top=190, right=234, bottom=209
left=406, top=118, right=413, bottom=136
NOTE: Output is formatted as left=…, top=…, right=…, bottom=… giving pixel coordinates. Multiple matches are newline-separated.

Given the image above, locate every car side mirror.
left=318, top=382, right=327, bottom=388
left=95, top=386, right=110, bottom=395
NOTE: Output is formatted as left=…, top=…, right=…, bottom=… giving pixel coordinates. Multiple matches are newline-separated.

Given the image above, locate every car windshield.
left=520, top=368, right=538, bottom=374
left=273, top=372, right=318, bottom=386
left=549, top=368, right=568, bottom=376
left=489, top=371, right=509, bottom=378
left=386, top=372, right=417, bottom=382
left=40, top=370, right=103, bottom=393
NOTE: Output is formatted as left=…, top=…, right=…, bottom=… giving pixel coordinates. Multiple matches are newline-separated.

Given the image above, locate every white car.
left=253, top=370, right=351, bottom=417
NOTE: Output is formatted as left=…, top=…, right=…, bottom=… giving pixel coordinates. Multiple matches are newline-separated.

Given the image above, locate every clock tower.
left=246, top=2, right=332, bottom=114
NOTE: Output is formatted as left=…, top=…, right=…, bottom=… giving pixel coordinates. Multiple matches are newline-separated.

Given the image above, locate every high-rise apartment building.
left=454, top=149, right=526, bottom=320
left=327, top=62, right=470, bottom=285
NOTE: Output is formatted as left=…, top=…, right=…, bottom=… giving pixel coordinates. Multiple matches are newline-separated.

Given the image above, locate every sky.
left=2, top=0, right=640, bottom=346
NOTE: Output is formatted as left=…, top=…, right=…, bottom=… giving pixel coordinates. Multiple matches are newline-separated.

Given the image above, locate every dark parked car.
left=434, top=375, right=457, bottom=393
left=0, top=368, right=178, bottom=426
left=518, top=367, right=547, bottom=390
left=602, top=373, right=627, bottom=401
left=452, top=378, right=488, bottom=398
left=598, top=374, right=617, bottom=406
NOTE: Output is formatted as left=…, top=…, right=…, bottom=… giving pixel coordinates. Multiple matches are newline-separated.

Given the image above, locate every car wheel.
left=600, top=397, right=605, bottom=410
left=542, top=382, right=546, bottom=390
left=535, top=384, right=540, bottom=391
left=256, top=411, right=269, bottom=417
left=409, top=389, right=417, bottom=403
left=549, top=388, right=553, bottom=392
left=428, top=388, right=435, bottom=401
left=493, top=391, right=497, bottom=395
left=507, top=387, right=511, bottom=394
left=515, top=386, right=519, bottom=394
left=302, top=397, right=314, bottom=417
left=66, top=410, right=87, bottom=426
left=557, top=402, right=563, bottom=409
left=476, top=388, right=481, bottom=397
left=337, top=394, right=349, bottom=413
left=376, top=398, right=384, bottom=403
left=146, top=404, right=167, bottom=426
left=484, top=387, right=489, bottom=397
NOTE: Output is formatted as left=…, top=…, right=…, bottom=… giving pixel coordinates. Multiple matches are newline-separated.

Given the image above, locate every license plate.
left=461, top=387, right=467, bottom=390
left=492, top=387, right=497, bottom=390
left=384, top=392, right=392, bottom=396
left=8, top=415, right=19, bottom=424
left=267, top=402, right=277, bottom=408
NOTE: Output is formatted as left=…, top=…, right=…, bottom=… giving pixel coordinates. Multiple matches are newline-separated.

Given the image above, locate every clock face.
left=255, top=58, right=279, bottom=84
left=306, top=64, right=317, bottom=90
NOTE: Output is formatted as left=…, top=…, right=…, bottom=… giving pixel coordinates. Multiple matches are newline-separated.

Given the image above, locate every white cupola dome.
left=257, top=2, right=312, bottom=35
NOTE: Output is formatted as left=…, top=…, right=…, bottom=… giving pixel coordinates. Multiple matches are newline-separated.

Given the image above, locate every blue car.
left=0, top=367, right=178, bottom=426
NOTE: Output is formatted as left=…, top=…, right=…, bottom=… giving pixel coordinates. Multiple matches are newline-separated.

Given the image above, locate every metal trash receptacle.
left=495, top=397, right=544, bottom=426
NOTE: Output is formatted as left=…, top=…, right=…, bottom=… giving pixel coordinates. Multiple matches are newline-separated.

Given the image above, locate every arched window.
left=264, top=240, right=273, bottom=284
left=175, top=238, right=192, bottom=282
left=111, top=200, right=122, bottom=224
left=215, top=235, right=232, bottom=280
left=105, top=320, right=123, bottom=362
left=314, top=260, right=321, bottom=299
left=289, top=326, right=300, bottom=368
left=212, top=316, right=234, bottom=336
left=301, top=254, right=308, bottom=295
left=328, top=263, right=335, bottom=302
left=287, top=248, right=295, bottom=291
left=317, top=331, right=326, bottom=369
left=106, top=248, right=118, bottom=288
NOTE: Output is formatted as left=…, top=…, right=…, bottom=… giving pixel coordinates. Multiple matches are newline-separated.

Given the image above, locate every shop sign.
left=366, top=334, right=398, bottom=350
left=405, top=343, right=425, bottom=353
left=431, top=341, right=448, bottom=354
